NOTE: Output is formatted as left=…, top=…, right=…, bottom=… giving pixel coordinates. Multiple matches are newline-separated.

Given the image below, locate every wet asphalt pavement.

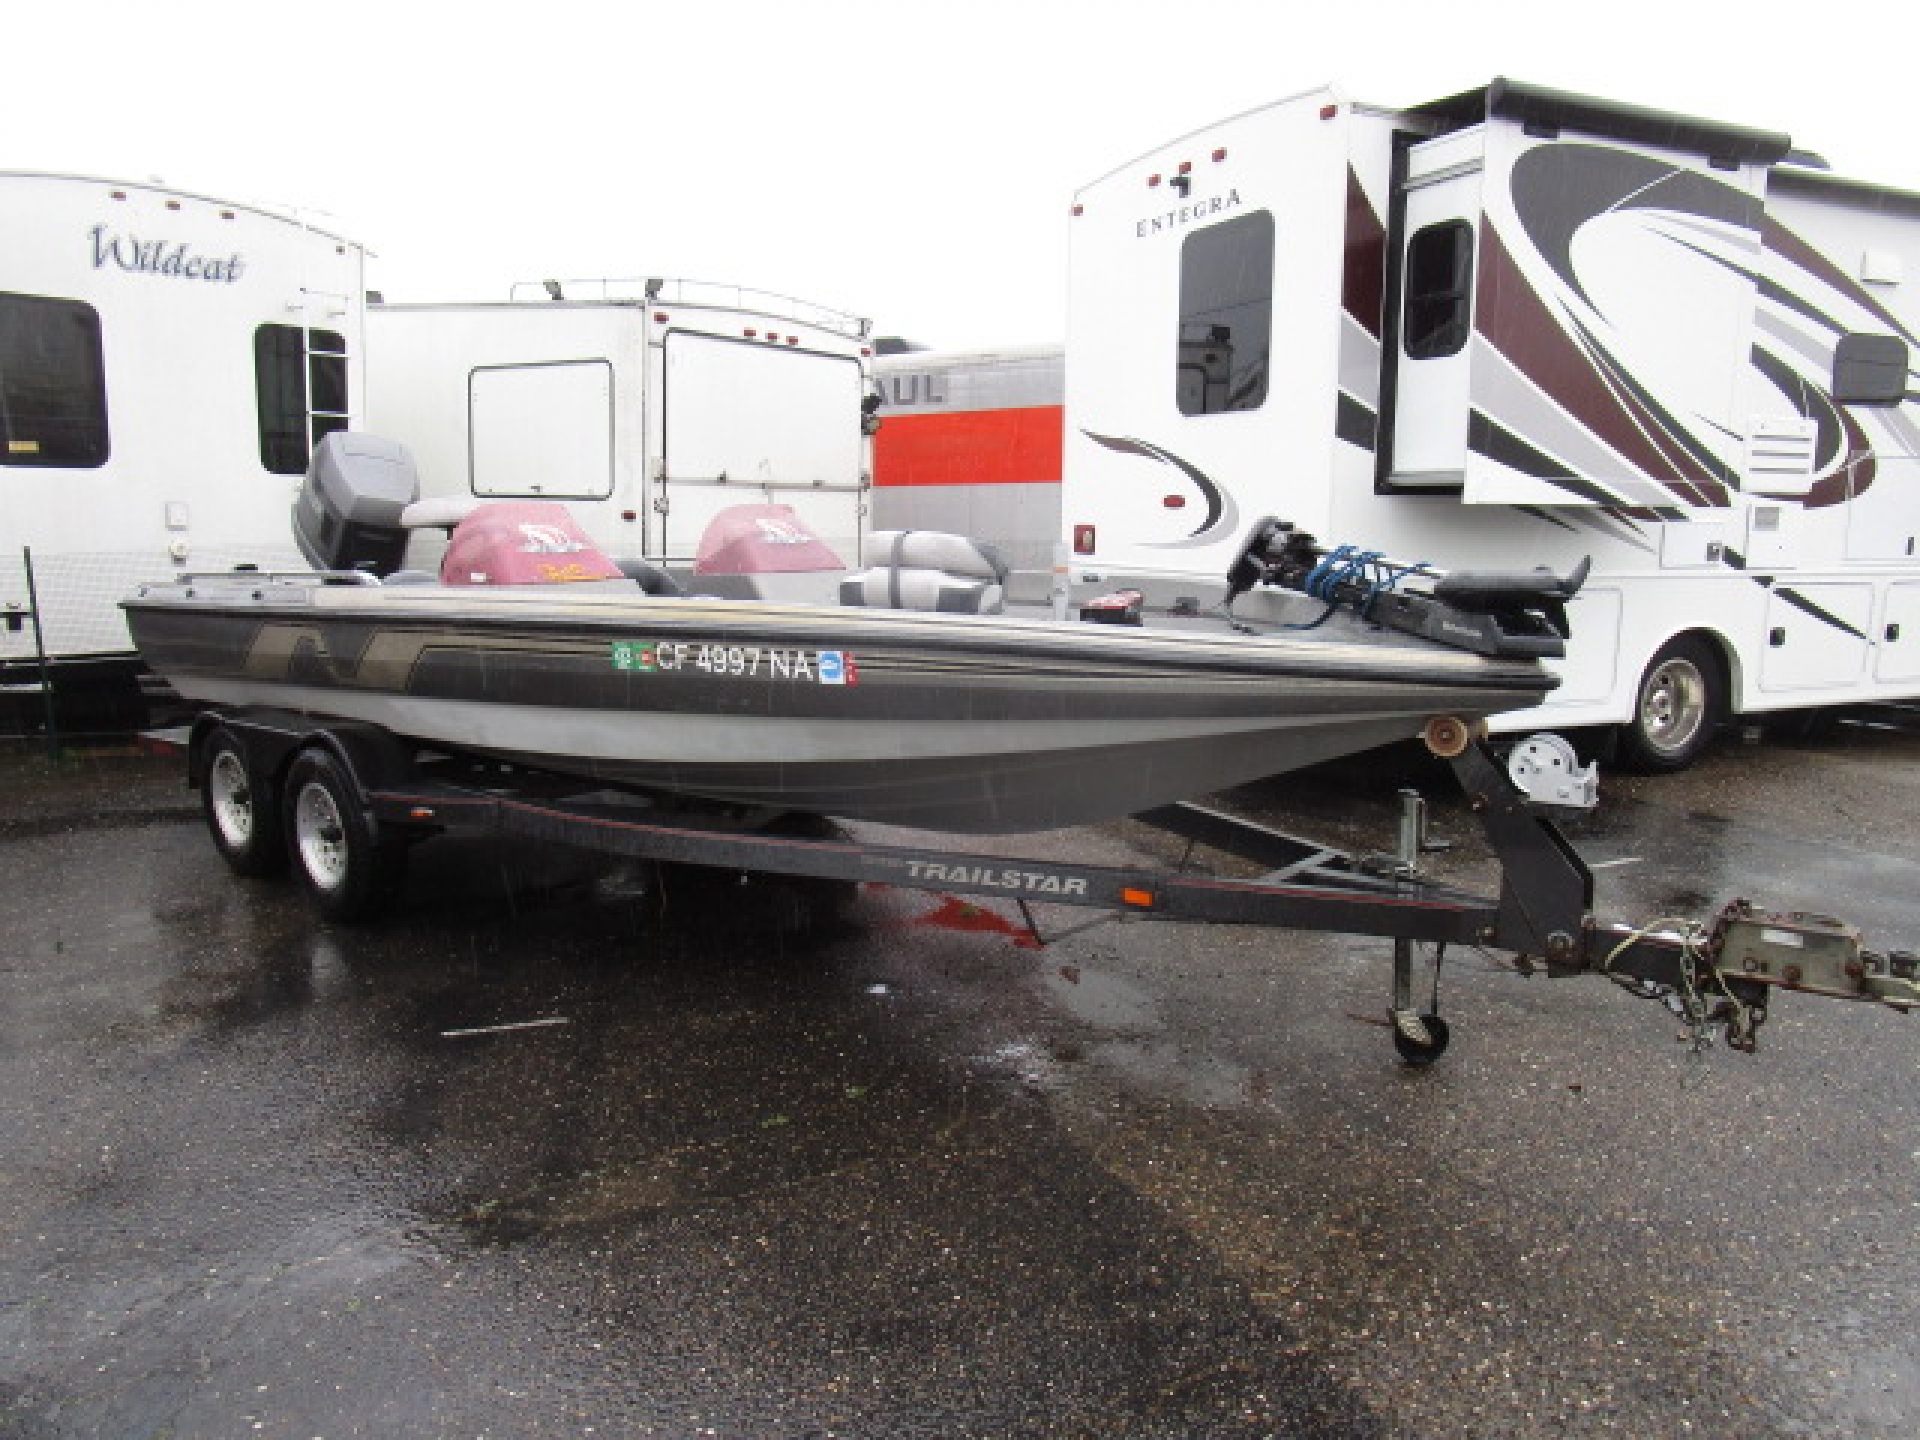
left=4, top=719, right=1920, bottom=1438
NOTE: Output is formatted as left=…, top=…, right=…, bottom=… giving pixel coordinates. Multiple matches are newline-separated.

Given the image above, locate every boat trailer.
left=164, top=708, right=1919, bottom=1064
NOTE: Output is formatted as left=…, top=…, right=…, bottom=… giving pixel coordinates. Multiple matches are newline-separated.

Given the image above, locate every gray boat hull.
left=124, top=580, right=1555, bottom=833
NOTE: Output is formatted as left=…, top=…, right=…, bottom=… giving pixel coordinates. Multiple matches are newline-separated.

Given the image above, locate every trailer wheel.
left=1618, top=637, right=1723, bottom=773
left=284, top=749, right=406, bottom=922
left=201, top=728, right=289, bottom=877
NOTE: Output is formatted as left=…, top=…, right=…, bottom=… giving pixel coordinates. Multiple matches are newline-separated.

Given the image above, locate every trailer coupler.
left=1584, top=902, right=1919, bottom=1049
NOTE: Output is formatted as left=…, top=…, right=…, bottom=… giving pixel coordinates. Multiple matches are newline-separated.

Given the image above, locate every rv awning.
left=1412, top=78, right=1795, bottom=168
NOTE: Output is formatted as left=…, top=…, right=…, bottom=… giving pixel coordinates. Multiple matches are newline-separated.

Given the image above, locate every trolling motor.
left=1225, top=517, right=1590, bottom=661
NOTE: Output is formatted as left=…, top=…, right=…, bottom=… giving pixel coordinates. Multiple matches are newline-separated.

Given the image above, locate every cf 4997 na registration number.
left=612, top=641, right=858, bottom=685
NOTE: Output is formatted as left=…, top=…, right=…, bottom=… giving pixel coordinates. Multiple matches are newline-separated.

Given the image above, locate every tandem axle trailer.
left=149, top=708, right=1920, bottom=1065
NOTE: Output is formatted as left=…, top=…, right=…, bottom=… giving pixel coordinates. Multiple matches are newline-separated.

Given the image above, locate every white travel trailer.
left=364, top=281, right=878, bottom=573
left=0, top=170, right=365, bottom=724
left=1064, top=79, right=1920, bottom=768
left=871, top=344, right=1062, bottom=595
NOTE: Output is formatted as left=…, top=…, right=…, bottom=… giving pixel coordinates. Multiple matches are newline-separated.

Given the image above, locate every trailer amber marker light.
left=1121, top=887, right=1156, bottom=908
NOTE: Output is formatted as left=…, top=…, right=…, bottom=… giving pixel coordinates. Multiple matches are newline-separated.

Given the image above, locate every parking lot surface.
left=3, top=718, right=1919, bottom=1438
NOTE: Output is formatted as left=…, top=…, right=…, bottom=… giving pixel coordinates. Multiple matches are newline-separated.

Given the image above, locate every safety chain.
left=1600, top=916, right=1763, bottom=1055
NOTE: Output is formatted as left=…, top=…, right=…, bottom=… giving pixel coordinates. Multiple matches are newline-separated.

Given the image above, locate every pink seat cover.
left=441, top=502, right=625, bottom=586
left=693, top=504, right=844, bottom=575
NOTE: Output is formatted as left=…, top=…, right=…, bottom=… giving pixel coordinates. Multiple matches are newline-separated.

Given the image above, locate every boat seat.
left=841, top=566, right=1006, bottom=614
left=615, top=558, right=685, bottom=597
left=839, top=530, right=1009, bottom=615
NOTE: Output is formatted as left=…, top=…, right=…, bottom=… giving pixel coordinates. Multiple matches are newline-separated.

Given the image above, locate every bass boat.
left=123, top=436, right=1582, bottom=834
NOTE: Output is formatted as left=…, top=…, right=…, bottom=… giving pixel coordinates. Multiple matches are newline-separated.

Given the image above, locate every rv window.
left=1403, top=221, right=1475, bottom=361
left=1832, top=333, right=1909, bottom=406
left=0, top=293, right=109, bottom=468
left=1176, top=211, right=1274, bottom=416
left=255, top=324, right=349, bottom=475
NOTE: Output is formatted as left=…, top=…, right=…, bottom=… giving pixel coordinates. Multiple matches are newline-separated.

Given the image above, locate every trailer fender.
left=187, top=710, right=418, bottom=817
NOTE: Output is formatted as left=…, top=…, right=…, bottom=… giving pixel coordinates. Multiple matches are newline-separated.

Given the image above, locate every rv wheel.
left=1619, top=637, right=1723, bottom=773
left=283, top=749, right=407, bottom=922
left=201, top=728, right=289, bottom=877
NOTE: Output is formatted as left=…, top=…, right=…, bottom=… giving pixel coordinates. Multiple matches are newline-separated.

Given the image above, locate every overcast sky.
left=14, top=1, right=1915, bottom=351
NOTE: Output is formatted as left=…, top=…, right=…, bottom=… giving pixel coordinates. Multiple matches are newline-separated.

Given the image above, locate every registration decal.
left=612, top=641, right=858, bottom=685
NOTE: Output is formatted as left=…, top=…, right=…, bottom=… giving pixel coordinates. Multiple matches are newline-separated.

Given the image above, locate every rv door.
left=1383, top=127, right=1485, bottom=488
left=659, top=333, right=867, bottom=564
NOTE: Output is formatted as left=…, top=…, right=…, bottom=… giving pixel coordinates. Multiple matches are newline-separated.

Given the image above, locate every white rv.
left=871, top=344, right=1063, bottom=597
left=364, top=280, right=877, bottom=573
left=0, top=171, right=365, bottom=721
left=1064, top=79, right=1920, bottom=768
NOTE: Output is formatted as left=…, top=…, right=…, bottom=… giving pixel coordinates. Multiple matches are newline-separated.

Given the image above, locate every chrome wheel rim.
left=1641, top=657, right=1708, bottom=757
left=294, top=782, right=349, bottom=891
left=209, top=750, right=254, bottom=848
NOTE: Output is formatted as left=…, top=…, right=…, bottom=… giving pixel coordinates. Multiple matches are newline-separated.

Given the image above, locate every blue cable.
left=1285, top=542, right=1435, bottom=629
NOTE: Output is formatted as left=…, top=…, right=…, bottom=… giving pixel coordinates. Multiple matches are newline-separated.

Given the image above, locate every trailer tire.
left=1618, top=637, right=1723, bottom=773
left=283, top=748, right=406, bottom=922
left=201, top=728, right=289, bottom=877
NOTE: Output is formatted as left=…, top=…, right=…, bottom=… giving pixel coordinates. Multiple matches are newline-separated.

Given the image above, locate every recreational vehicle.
left=364, top=281, right=878, bottom=574
left=0, top=171, right=365, bottom=726
left=871, top=344, right=1063, bottom=596
left=1063, top=78, right=1920, bottom=769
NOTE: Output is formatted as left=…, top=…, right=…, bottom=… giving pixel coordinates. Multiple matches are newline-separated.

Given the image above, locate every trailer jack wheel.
left=1390, top=1010, right=1451, bottom=1066
left=1390, top=936, right=1450, bottom=1065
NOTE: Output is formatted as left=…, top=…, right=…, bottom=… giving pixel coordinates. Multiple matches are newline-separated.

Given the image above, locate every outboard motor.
left=292, top=432, right=419, bottom=575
